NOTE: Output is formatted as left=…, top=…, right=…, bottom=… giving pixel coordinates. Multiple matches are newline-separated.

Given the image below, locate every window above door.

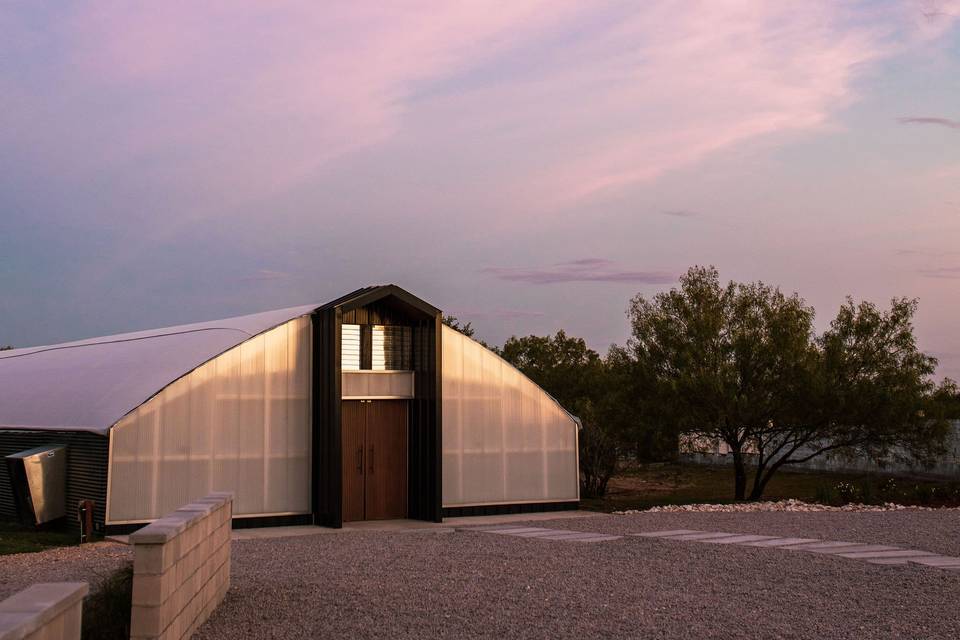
left=341, top=324, right=412, bottom=371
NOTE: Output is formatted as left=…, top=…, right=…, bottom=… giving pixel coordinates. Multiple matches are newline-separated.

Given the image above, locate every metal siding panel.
left=0, top=430, right=108, bottom=533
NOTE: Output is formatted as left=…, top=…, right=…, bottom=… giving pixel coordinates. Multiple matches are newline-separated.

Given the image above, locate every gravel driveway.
left=196, top=510, right=959, bottom=639
left=1, top=511, right=957, bottom=639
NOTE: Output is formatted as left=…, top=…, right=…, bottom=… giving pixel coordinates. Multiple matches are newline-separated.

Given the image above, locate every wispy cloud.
left=662, top=210, right=700, bottom=218
left=897, top=116, right=960, bottom=129
left=447, top=308, right=546, bottom=321
left=897, top=248, right=960, bottom=257
left=240, top=269, right=291, bottom=283
left=4, top=0, right=952, bottom=227
left=920, top=266, right=960, bottom=279
left=484, top=259, right=674, bottom=285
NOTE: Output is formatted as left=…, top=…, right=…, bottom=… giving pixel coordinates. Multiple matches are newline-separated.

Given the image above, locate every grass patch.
left=581, top=463, right=960, bottom=512
left=0, top=520, right=76, bottom=555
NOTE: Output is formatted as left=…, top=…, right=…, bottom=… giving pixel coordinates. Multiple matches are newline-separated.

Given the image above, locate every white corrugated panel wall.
left=441, top=325, right=579, bottom=507
left=107, top=316, right=312, bottom=523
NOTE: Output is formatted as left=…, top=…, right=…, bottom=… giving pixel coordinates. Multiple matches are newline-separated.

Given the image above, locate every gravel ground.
left=2, top=511, right=957, bottom=639
left=0, top=541, right=131, bottom=600
left=194, top=510, right=959, bottom=640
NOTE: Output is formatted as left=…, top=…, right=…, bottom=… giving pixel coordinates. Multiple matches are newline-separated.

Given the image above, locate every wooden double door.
left=341, top=400, right=408, bottom=521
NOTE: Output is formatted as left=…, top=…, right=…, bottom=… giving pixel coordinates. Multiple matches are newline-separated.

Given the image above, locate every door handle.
left=357, top=446, right=363, bottom=473
left=369, top=446, right=375, bottom=473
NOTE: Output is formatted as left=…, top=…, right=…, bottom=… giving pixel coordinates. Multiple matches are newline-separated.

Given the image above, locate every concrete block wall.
left=0, top=582, right=88, bottom=640
left=129, top=492, right=232, bottom=640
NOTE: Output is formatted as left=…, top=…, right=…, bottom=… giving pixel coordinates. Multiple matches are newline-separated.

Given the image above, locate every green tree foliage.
left=628, top=266, right=947, bottom=500
left=441, top=315, right=476, bottom=338
left=0, top=345, right=12, bottom=351
left=442, top=315, right=490, bottom=348
left=929, top=378, right=960, bottom=420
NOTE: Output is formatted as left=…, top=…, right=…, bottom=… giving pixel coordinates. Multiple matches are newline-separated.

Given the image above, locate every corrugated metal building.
left=0, top=285, right=580, bottom=533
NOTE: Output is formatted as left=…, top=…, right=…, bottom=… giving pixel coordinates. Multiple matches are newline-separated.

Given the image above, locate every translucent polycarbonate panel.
left=440, top=325, right=579, bottom=507
left=341, top=371, right=414, bottom=398
left=107, top=316, right=313, bottom=523
left=341, top=324, right=361, bottom=371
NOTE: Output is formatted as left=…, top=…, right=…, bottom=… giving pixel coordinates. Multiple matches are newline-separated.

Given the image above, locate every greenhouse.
left=0, top=285, right=580, bottom=533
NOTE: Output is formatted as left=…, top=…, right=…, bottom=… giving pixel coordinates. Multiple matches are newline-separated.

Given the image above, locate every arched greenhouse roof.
left=0, top=304, right=320, bottom=435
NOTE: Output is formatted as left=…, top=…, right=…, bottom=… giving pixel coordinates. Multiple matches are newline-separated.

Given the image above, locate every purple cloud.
left=484, top=259, right=674, bottom=285
left=919, top=266, right=960, bottom=279
left=240, top=269, right=291, bottom=283
left=560, top=258, right=613, bottom=267
left=448, top=309, right=546, bottom=320
left=662, top=209, right=699, bottom=218
left=897, top=117, right=960, bottom=130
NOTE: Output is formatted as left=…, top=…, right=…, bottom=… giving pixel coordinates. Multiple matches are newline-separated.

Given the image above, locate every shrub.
left=878, top=477, right=899, bottom=501
left=909, top=484, right=934, bottom=505
left=814, top=486, right=837, bottom=505
left=579, top=423, right=619, bottom=498
left=858, top=481, right=877, bottom=505
left=835, top=481, right=859, bottom=504
left=82, top=563, right=133, bottom=640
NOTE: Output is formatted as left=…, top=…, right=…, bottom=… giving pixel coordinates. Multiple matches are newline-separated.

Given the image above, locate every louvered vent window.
left=341, top=324, right=361, bottom=371
left=372, top=325, right=412, bottom=370
left=341, top=324, right=412, bottom=370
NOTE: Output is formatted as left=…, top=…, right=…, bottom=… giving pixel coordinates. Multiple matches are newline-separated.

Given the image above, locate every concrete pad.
left=841, top=550, right=937, bottom=559
left=809, top=545, right=900, bottom=556
left=442, top=510, right=599, bottom=527
left=488, top=528, right=551, bottom=536
left=786, top=541, right=862, bottom=551
left=907, top=556, right=960, bottom=568
left=742, top=537, right=820, bottom=548
left=702, top=535, right=778, bottom=545
left=538, top=531, right=616, bottom=541
left=223, top=511, right=601, bottom=541
left=631, top=530, right=701, bottom=538
left=667, top=532, right=740, bottom=541
left=507, top=529, right=567, bottom=538
left=565, top=535, right=622, bottom=542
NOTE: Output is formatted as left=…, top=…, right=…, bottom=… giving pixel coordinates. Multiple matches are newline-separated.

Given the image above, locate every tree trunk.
left=750, top=458, right=785, bottom=500
left=749, top=459, right=767, bottom=500
left=731, top=448, right=747, bottom=500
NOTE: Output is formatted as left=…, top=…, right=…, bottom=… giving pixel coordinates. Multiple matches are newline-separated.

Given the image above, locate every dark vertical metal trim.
left=432, top=311, right=443, bottom=522
left=310, top=311, right=323, bottom=523
left=312, top=308, right=343, bottom=528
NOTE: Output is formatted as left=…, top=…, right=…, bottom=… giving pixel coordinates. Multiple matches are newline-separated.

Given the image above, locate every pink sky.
left=1, top=1, right=959, bottom=378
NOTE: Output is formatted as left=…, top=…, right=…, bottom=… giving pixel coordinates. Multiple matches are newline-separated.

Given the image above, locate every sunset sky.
left=2, top=1, right=959, bottom=379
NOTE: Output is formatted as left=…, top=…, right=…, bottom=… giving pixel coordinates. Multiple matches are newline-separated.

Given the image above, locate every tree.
left=628, top=266, right=817, bottom=499
left=742, top=297, right=946, bottom=498
left=499, top=331, right=619, bottom=497
left=929, top=378, right=960, bottom=420
left=442, top=315, right=489, bottom=348
left=628, top=266, right=947, bottom=500
left=0, top=346, right=11, bottom=351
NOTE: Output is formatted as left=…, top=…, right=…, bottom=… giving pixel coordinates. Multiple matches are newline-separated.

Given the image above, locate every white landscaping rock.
left=613, top=499, right=959, bottom=514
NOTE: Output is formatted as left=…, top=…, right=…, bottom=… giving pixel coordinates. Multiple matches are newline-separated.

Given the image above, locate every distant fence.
left=0, top=582, right=88, bottom=640
left=129, top=492, right=233, bottom=640
left=680, top=420, right=960, bottom=479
